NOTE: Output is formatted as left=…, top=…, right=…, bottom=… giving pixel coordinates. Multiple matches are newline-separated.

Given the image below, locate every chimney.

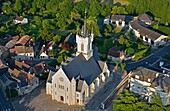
left=0, top=60, right=2, bottom=67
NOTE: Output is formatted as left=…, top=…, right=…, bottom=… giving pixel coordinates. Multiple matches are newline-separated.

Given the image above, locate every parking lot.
left=12, top=82, right=82, bottom=111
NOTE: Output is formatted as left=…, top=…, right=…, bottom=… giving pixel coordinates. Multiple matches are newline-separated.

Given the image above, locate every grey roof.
left=0, top=46, right=8, bottom=55
left=110, top=15, right=133, bottom=22
left=138, top=13, right=152, bottom=23
left=47, top=70, right=56, bottom=83
left=5, top=40, right=17, bottom=49
left=76, top=80, right=84, bottom=92
left=130, top=20, right=163, bottom=41
left=62, top=53, right=102, bottom=85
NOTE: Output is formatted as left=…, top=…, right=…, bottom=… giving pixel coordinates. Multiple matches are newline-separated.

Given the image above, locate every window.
left=59, top=84, right=64, bottom=90
left=55, top=84, right=56, bottom=88
left=77, top=99, right=79, bottom=103
left=55, top=92, right=57, bottom=95
left=81, top=43, right=84, bottom=52
left=77, top=94, right=79, bottom=97
left=67, top=88, right=68, bottom=91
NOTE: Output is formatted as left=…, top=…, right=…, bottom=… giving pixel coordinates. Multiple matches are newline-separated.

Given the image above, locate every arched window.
left=81, top=43, right=84, bottom=52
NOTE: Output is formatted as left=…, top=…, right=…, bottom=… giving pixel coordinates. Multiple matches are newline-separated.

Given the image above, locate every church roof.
left=62, top=53, right=102, bottom=85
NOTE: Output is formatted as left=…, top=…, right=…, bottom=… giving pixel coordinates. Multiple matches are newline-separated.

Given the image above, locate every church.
left=46, top=13, right=110, bottom=105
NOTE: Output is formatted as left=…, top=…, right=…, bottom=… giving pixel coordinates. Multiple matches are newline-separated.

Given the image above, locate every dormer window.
left=135, top=75, right=139, bottom=79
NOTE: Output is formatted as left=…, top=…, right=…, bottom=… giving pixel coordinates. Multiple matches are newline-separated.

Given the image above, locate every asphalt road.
left=125, top=44, right=170, bottom=72
left=0, top=89, right=15, bottom=111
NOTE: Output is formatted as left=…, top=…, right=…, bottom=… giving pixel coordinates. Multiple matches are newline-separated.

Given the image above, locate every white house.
left=129, top=20, right=168, bottom=46
left=46, top=16, right=110, bottom=105
left=13, top=16, right=28, bottom=24
left=129, top=67, right=170, bottom=106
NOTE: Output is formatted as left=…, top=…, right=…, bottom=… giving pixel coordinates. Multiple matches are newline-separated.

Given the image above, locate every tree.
left=149, top=93, right=168, bottom=111
left=14, top=0, right=23, bottom=14
left=111, top=6, right=128, bottom=15
left=113, top=90, right=147, bottom=111
left=126, top=47, right=135, bottom=55
left=53, top=35, right=61, bottom=43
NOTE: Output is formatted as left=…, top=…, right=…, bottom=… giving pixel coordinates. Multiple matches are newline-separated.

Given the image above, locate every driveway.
left=12, top=82, right=82, bottom=111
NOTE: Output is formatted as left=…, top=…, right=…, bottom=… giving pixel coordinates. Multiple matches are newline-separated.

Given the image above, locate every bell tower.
left=76, top=11, right=94, bottom=60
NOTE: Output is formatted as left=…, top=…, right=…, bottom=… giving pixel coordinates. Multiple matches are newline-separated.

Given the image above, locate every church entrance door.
left=60, top=96, right=64, bottom=101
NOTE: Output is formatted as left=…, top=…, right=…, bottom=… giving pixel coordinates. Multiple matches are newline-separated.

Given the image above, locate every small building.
left=129, top=67, right=170, bottom=106
left=13, top=16, right=28, bottom=24
left=129, top=20, right=168, bottom=46
left=138, top=13, right=153, bottom=25
left=39, top=45, right=49, bottom=59
left=108, top=46, right=124, bottom=62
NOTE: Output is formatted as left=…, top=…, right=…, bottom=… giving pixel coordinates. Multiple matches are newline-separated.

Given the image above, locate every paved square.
left=12, top=83, right=83, bottom=111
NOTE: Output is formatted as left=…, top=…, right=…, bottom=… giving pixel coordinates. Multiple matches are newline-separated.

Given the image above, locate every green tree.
left=126, top=47, right=135, bottom=55
left=113, top=90, right=147, bottom=111
left=149, top=93, right=168, bottom=111
left=111, top=6, right=128, bottom=15
left=53, top=35, right=61, bottom=43
left=14, top=0, right=23, bottom=14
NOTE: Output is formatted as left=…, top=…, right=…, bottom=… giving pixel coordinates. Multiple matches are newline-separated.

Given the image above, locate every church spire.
left=83, top=10, right=87, bottom=37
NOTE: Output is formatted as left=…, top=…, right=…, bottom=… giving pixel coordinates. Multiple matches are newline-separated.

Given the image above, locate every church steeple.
left=83, top=10, right=87, bottom=37
left=76, top=10, right=94, bottom=60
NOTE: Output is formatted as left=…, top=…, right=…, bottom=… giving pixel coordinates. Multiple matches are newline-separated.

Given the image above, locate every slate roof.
left=76, top=80, right=84, bottom=92
left=130, top=20, right=163, bottom=41
left=62, top=53, right=102, bottom=85
left=47, top=70, right=55, bottom=83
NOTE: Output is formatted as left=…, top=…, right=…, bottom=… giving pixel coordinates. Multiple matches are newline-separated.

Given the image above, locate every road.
left=0, top=89, right=15, bottom=111
left=125, top=44, right=170, bottom=72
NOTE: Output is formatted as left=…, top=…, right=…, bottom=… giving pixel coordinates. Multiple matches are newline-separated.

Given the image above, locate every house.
left=39, top=41, right=56, bottom=59
left=11, top=35, right=35, bottom=60
left=129, top=67, right=170, bottom=106
left=108, top=46, right=124, bottom=62
left=138, top=13, right=153, bottom=25
left=129, top=20, right=168, bottom=46
left=39, top=45, right=49, bottom=59
left=13, top=16, right=28, bottom=24
left=46, top=17, right=110, bottom=105
left=0, top=46, right=9, bottom=59
left=104, top=15, right=133, bottom=27
left=8, top=68, right=39, bottom=95
left=32, top=62, right=48, bottom=77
